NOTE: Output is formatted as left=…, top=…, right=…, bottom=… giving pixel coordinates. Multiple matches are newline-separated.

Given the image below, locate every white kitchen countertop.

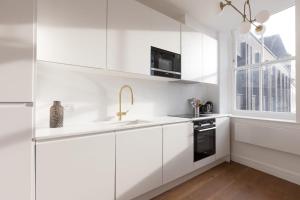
left=34, top=116, right=189, bottom=141
left=34, top=114, right=230, bottom=141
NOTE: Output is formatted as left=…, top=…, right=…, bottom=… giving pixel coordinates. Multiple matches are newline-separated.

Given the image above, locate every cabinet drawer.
left=36, top=133, right=115, bottom=200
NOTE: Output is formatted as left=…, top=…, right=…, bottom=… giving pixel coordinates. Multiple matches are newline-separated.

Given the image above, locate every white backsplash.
left=36, top=61, right=219, bottom=128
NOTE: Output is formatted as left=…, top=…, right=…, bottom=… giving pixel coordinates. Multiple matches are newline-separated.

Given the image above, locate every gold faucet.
left=117, top=85, right=134, bottom=121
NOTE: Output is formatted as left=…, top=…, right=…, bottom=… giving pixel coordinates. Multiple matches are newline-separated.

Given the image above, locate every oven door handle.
left=151, top=68, right=181, bottom=75
left=196, top=127, right=216, bottom=132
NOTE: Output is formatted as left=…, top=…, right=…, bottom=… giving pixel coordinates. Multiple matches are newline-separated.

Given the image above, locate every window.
left=234, top=6, right=296, bottom=116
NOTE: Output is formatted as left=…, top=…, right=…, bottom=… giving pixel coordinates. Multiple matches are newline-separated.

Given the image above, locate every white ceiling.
left=137, top=0, right=295, bottom=31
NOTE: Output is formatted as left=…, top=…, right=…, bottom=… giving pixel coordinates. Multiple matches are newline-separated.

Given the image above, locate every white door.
left=216, top=117, right=230, bottom=160
left=0, top=105, right=33, bottom=200
left=107, top=0, right=181, bottom=75
left=0, top=0, right=34, bottom=102
left=37, top=0, right=107, bottom=68
left=163, top=122, right=194, bottom=184
left=202, top=34, right=218, bottom=84
left=116, top=127, right=163, bottom=200
left=36, top=133, right=115, bottom=200
left=181, top=25, right=203, bottom=81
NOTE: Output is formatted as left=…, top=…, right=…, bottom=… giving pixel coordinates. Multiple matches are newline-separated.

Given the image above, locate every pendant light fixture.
left=219, top=0, right=270, bottom=34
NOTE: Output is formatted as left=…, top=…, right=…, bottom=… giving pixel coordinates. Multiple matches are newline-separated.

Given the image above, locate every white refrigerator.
left=0, top=0, right=35, bottom=199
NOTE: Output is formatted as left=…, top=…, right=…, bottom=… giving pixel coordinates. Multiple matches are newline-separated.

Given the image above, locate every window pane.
left=236, top=68, right=260, bottom=111
left=236, top=34, right=248, bottom=67
left=263, top=7, right=295, bottom=61
left=262, top=61, right=296, bottom=112
left=236, top=70, right=247, bottom=110
left=236, top=33, right=262, bottom=67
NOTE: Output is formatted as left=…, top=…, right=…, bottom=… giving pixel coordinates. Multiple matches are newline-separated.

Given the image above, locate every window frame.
left=232, top=31, right=296, bottom=120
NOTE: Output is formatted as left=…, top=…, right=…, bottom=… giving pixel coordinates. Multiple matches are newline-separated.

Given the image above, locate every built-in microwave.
left=150, top=46, right=181, bottom=79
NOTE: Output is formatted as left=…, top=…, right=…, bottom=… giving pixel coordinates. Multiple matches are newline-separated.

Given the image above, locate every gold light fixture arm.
left=243, top=0, right=254, bottom=22
left=220, top=0, right=258, bottom=27
left=221, top=0, right=245, bottom=18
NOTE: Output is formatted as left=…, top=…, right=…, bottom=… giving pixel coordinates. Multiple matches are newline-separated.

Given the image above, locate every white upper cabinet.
left=0, top=0, right=34, bottom=102
left=37, top=0, right=107, bottom=68
left=216, top=117, right=230, bottom=160
left=202, top=34, right=218, bottom=84
left=163, top=122, right=194, bottom=184
left=107, top=0, right=181, bottom=75
left=181, top=25, right=218, bottom=84
left=36, top=133, right=115, bottom=200
left=181, top=25, right=203, bottom=82
left=116, top=127, right=163, bottom=200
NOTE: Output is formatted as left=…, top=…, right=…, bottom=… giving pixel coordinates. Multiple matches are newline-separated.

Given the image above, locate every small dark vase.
left=50, top=101, right=64, bottom=128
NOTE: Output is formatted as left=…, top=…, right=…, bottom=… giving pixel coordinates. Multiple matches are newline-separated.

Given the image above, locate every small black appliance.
left=150, top=46, right=181, bottom=79
left=200, top=101, right=214, bottom=113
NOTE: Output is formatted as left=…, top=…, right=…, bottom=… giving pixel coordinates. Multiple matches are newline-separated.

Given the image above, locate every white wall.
left=218, top=32, right=233, bottom=114
left=231, top=118, right=300, bottom=185
left=35, top=61, right=218, bottom=128
left=183, top=15, right=218, bottom=39
left=297, top=0, right=300, bottom=122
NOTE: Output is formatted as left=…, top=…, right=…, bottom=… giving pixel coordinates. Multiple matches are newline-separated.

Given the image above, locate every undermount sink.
left=107, top=120, right=152, bottom=126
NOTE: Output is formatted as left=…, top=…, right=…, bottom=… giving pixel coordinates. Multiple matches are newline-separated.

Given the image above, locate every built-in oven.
left=151, top=46, right=181, bottom=79
left=193, top=118, right=216, bottom=162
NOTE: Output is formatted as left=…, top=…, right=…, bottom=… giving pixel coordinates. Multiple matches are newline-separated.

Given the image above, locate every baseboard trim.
left=232, top=154, right=300, bottom=186
left=134, top=156, right=229, bottom=200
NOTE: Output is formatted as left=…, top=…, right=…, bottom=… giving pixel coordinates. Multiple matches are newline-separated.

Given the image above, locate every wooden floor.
left=152, top=162, right=300, bottom=200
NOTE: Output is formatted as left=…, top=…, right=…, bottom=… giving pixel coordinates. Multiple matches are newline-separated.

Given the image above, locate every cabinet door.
left=181, top=25, right=218, bottom=84
left=216, top=117, right=230, bottom=160
left=107, top=0, right=181, bottom=75
left=163, top=122, right=194, bottom=184
left=0, top=105, right=33, bottom=200
left=181, top=25, right=203, bottom=81
left=116, top=127, right=163, bottom=200
left=36, top=133, right=115, bottom=200
left=202, top=34, right=218, bottom=84
left=37, top=0, right=107, bottom=68
left=0, top=0, right=34, bottom=102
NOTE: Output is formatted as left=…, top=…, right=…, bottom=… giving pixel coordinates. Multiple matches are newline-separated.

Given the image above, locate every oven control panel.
left=193, top=118, right=216, bottom=130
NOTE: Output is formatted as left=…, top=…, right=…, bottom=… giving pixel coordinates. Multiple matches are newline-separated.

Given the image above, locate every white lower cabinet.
left=216, top=117, right=230, bottom=160
left=116, top=127, right=163, bottom=200
left=36, top=133, right=115, bottom=200
left=163, top=122, right=194, bottom=184
left=193, top=155, right=216, bottom=170
left=35, top=119, right=229, bottom=200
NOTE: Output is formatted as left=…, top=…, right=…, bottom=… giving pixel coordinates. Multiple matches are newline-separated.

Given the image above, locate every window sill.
left=232, top=109, right=296, bottom=120
left=230, top=115, right=298, bottom=125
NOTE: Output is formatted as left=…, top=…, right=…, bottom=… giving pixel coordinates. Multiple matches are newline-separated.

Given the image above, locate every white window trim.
left=232, top=109, right=296, bottom=121
left=231, top=32, right=296, bottom=121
